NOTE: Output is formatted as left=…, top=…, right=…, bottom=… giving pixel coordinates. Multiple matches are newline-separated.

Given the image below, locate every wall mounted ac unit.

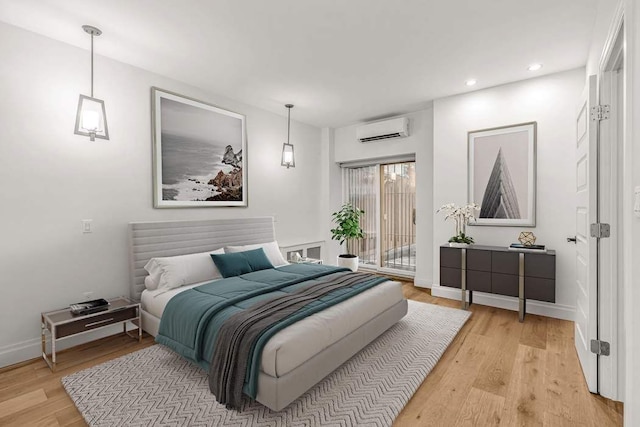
left=356, top=117, right=409, bottom=143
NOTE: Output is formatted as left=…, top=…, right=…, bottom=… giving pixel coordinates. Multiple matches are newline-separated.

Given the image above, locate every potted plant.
left=437, top=203, right=480, bottom=247
left=330, top=203, right=365, bottom=271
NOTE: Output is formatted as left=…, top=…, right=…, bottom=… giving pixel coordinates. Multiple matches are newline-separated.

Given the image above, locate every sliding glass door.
left=381, top=162, right=416, bottom=271
left=343, top=160, right=416, bottom=274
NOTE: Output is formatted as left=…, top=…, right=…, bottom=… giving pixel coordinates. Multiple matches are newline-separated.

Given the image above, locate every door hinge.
left=590, top=223, right=610, bottom=238
left=591, top=339, right=611, bottom=356
left=591, top=105, right=610, bottom=121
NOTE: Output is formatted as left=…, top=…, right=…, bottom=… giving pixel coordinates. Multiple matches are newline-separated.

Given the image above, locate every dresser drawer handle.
left=85, top=318, right=115, bottom=328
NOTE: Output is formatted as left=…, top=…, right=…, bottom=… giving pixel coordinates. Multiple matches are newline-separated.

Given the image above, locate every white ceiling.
left=0, top=0, right=598, bottom=128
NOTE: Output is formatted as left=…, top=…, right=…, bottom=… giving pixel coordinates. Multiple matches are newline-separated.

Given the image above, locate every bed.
left=128, top=217, right=407, bottom=411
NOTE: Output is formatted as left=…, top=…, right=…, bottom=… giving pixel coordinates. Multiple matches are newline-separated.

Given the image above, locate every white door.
left=596, top=23, right=624, bottom=401
left=575, top=74, right=598, bottom=392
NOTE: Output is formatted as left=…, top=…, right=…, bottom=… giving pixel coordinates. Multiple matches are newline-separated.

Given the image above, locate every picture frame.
left=151, top=87, right=247, bottom=208
left=468, top=122, right=536, bottom=226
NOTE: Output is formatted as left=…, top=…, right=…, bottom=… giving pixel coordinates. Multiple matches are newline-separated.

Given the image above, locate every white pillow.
left=144, top=248, right=224, bottom=291
left=144, top=275, right=159, bottom=291
left=224, top=241, right=288, bottom=267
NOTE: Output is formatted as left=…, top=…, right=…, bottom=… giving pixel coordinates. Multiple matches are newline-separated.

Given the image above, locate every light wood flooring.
left=396, top=285, right=623, bottom=427
left=0, top=284, right=623, bottom=426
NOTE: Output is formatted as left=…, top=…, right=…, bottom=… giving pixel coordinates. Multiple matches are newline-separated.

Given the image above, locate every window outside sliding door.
left=343, top=161, right=416, bottom=274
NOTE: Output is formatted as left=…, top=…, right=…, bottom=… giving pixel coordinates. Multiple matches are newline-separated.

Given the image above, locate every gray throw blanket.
left=209, top=271, right=376, bottom=409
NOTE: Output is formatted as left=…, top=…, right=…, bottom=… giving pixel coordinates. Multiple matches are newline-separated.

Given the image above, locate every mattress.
left=141, top=278, right=403, bottom=377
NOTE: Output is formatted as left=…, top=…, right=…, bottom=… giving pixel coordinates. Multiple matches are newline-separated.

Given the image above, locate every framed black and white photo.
left=468, top=122, right=536, bottom=226
left=152, top=88, right=247, bottom=208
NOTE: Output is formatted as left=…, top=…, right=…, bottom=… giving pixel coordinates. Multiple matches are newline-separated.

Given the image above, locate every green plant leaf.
left=330, top=203, right=365, bottom=252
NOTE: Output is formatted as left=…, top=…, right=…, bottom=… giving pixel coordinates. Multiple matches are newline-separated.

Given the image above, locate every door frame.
left=596, top=3, right=625, bottom=401
left=340, top=158, right=417, bottom=278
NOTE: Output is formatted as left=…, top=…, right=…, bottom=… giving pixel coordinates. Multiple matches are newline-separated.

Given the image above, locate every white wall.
left=331, top=109, right=434, bottom=285
left=432, top=68, right=585, bottom=320
left=320, top=128, right=343, bottom=264
left=0, top=22, right=323, bottom=367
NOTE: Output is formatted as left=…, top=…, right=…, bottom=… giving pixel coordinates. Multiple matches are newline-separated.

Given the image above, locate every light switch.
left=634, top=187, right=640, bottom=218
left=82, top=219, right=93, bottom=233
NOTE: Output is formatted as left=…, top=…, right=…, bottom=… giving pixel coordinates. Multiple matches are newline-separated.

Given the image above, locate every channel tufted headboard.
left=128, top=217, right=276, bottom=302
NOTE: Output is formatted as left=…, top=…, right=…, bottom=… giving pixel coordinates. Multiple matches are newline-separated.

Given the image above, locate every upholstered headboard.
left=128, top=217, right=276, bottom=302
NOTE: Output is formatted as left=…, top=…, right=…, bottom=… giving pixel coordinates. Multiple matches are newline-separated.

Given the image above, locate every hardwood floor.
left=395, top=284, right=623, bottom=427
left=0, top=285, right=623, bottom=426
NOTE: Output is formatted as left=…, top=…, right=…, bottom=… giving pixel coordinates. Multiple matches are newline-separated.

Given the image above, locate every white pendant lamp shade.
left=74, top=25, right=109, bottom=141
left=281, top=143, right=295, bottom=167
left=75, top=95, right=108, bottom=141
left=281, top=104, right=295, bottom=168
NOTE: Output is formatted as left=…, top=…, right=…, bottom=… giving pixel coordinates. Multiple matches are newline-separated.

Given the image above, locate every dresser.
left=440, top=244, right=556, bottom=321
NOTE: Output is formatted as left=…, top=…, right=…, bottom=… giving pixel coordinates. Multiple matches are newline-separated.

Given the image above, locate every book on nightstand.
left=69, top=298, right=110, bottom=315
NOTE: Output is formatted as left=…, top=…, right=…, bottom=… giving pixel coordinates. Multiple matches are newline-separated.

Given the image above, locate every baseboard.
left=0, top=337, right=42, bottom=369
left=0, top=323, right=135, bottom=369
left=413, top=277, right=432, bottom=289
left=430, top=285, right=575, bottom=321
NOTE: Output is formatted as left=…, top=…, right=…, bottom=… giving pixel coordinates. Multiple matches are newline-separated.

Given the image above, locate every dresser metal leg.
left=518, top=253, right=525, bottom=322
left=461, top=249, right=469, bottom=310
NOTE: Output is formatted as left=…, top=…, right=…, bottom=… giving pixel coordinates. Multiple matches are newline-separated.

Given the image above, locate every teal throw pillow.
left=210, top=248, right=274, bottom=278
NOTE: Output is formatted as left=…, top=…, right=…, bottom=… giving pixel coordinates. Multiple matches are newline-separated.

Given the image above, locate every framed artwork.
left=468, top=122, right=536, bottom=226
left=151, top=88, right=247, bottom=208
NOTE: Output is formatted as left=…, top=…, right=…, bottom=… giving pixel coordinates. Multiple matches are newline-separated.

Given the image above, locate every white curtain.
left=343, top=166, right=377, bottom=265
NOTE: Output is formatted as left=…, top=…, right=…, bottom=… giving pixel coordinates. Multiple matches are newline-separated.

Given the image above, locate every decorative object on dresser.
left=440, top=244, right=555, bottom=321
left=330, top=203, right=365, bottom=271
left=151, top=88, right=247, bottom=208
left=41, top=297, right=141, bottom=371
left=436, top=202, right=480, bottom=247
left=62, top=301, right=469, bottom=426
left=518, top=231, right=537, bottom=246
left=509, top=243, right=546, bottom=252
left=468, top=122, right=537, bottom=226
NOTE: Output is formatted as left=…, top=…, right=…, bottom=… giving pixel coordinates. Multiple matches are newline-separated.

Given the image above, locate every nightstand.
left=41, top=296, right=141, bottom=371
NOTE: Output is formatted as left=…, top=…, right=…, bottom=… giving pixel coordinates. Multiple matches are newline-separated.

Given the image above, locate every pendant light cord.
left=287, top=107, right=291, bottom=143
left=90, top=33, right=94, bottom=98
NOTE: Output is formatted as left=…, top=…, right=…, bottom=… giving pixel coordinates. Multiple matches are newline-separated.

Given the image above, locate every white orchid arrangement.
left=437, top=202, right=480, bottom=244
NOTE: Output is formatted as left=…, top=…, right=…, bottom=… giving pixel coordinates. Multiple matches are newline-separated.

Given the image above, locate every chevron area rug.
left=62, top=300, right=470, bottom=426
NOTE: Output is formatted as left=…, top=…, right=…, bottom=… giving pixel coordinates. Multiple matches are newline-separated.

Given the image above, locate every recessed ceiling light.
left=465, top=79, right=477, bottom=86
left=528, top=63, right=543, bottom=71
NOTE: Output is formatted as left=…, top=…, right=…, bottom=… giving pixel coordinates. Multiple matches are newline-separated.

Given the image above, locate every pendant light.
left=74, top=25, right=109, bottom=141
left=281, top=104, right=295, bottom=168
